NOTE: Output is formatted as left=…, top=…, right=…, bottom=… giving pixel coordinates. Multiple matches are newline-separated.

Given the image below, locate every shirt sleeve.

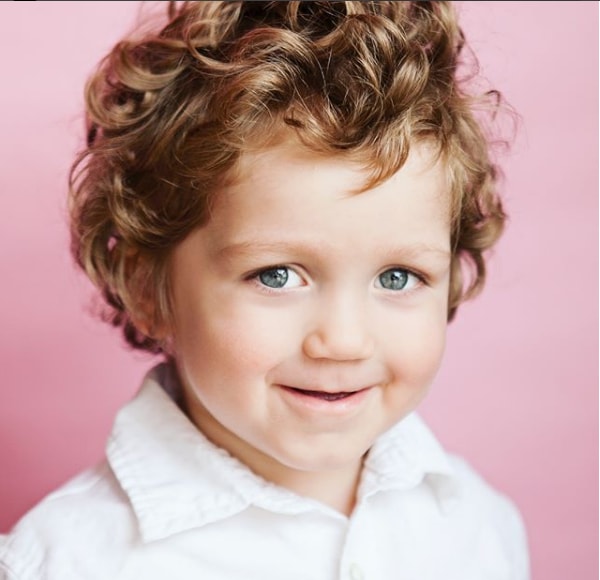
left=0, top=535, right=21, bottom=580
left=502, top=495, right=530, bottom=580
left=448, top=455, right=531, bottom=580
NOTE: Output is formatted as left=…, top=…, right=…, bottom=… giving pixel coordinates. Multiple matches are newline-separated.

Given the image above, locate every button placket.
left=338, top=501, right=371, bottom=580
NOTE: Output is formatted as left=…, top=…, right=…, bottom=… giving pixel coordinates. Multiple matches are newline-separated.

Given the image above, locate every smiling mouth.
left=281, top=386, right=362, bottom=401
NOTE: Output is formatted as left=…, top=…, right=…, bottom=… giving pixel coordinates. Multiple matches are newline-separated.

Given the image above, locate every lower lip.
left=277, top=385, right=373, bottom=415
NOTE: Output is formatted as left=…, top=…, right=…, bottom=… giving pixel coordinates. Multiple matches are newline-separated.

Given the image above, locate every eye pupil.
left=380, top=269, right=408, bottom=290
left=259, top=268, right=289, bottom=288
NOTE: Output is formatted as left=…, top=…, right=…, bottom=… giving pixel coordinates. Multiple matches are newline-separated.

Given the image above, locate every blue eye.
left=256, top=267, right=304, bottom=289
left=259, top=267, right=289, bottom=289
left=377, top=268, right=413, bottom=291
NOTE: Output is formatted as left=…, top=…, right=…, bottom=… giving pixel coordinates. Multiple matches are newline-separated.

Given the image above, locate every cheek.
left=175, top=298, right=299, bottom=379
left=386, top=311, right=448, bottom=384
left=382, top=324, right=446, bottom=424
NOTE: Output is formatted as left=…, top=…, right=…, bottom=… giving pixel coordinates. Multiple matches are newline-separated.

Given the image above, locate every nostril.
left=302, top=330, right=374, bottom=362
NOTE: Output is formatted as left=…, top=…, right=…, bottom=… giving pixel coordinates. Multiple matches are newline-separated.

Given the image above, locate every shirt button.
left=348, top=562, right=364, bottom=580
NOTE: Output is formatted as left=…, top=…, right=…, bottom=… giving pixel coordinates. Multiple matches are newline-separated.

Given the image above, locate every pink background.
left=1, top=2, right=597, bottom=577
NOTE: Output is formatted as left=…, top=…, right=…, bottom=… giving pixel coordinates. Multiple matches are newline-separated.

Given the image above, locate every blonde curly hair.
left=69, top=1, right=508, bottom=354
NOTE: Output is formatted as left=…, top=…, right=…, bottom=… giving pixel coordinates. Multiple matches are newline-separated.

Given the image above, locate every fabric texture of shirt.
left=0, top=364, right=529, bottom=580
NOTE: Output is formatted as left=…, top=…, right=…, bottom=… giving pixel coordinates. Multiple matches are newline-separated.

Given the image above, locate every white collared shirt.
left=0, top=365, right=529, bottom=580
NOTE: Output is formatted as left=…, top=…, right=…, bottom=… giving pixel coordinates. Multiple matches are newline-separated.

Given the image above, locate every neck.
left=258, top=453, right=364, bottom=517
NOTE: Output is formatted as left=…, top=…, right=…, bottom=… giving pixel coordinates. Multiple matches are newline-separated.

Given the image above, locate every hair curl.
left=69, top=0, right=510, bottom=354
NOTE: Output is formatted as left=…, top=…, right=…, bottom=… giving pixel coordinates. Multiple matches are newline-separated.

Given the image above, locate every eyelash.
left=375, top=267, right=426, bottom=293
left=246, top=265, right=304, bottom=293
left=246, top=265, right=428, bottom=294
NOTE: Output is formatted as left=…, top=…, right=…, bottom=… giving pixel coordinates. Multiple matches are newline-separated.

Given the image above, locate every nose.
left=302, top=295, right=375, bottom=362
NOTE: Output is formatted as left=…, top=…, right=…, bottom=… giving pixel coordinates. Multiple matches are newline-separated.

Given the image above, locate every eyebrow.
left=215, top=239, right=451, bottom=261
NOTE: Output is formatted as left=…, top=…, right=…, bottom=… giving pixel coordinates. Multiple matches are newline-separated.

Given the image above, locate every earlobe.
left=129, top=303, right=172, bottom=342
left=138, top=318, right=171, bottom=342
left=130, top=312, right=176, bottom=355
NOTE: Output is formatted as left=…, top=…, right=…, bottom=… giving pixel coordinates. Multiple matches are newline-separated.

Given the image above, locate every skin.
left=166, top=140, right=452, bottom=516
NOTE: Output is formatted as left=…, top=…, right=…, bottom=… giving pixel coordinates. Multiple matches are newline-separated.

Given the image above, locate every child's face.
left=169, top=140, right=451, bottom=487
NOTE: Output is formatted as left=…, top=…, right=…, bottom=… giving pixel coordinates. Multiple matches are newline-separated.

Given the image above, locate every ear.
left=121, top=249, right=173, bottom=342
left=129, top=301, right=172, bottom=342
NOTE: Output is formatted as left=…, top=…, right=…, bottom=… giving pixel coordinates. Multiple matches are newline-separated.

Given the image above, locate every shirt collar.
left=359, top=413, right=461, bottom=511
left=107, top=364, right=461, bottom=543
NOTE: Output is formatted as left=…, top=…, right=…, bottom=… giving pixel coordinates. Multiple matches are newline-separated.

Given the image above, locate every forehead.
left=194, top=140, right=451, bottom=267
left=221, top=139, right=450, bottom=220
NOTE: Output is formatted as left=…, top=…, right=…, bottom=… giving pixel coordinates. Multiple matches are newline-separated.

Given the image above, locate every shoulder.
left=448, top=454, right=526, bottom=528
left=0, top=462, right=138, bottom=580
left=446, top=454, right=530, bottom=579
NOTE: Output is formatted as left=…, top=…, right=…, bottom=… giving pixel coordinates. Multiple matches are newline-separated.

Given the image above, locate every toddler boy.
left=1, top=2, right=529, bottom=579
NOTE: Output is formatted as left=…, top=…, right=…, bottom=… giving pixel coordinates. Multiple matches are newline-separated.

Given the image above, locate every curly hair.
left=69, top=0, right=509, bottom=354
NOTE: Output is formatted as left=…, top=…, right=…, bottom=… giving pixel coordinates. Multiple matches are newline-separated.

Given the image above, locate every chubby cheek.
left=383, top=309, right=447, bottom=408
left=174, top=296, right=297, bottom=390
